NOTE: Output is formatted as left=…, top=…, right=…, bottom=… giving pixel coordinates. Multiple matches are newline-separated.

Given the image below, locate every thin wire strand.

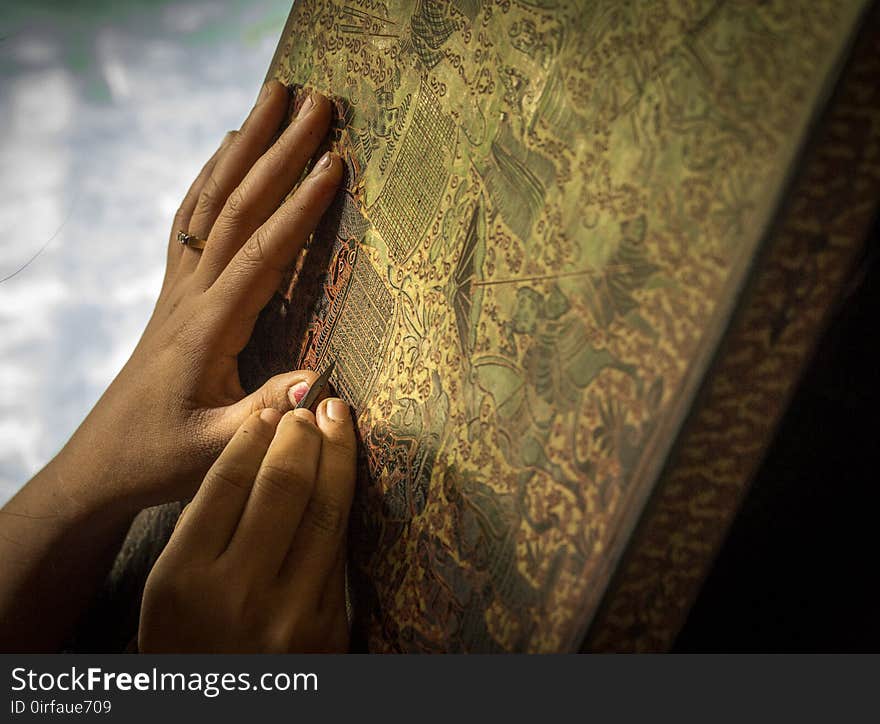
left=0, top=193, right=79, bottom=284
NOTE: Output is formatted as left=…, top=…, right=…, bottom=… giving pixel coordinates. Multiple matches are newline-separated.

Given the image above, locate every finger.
left=162, top=133, right=230, bottom=291
left=320, top=539, right=347, bottom=616
left=172, top=502, right=192, bottom=532
left=180, top=79, right=289, bottom=274
left=207, top=152, right=342, bottom=335
left=212, top=368, right=320, bottom=440
left=224, top=408, right=323, bottom=580
left=196, top=92, right=333, bottom=286
left=168, top=409, right=281, bottom=559
left=283, top=397, right=356, bottom=606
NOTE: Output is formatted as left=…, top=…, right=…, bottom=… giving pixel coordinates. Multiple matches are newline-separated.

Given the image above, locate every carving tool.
left=295, top=360, right=336, bottom=411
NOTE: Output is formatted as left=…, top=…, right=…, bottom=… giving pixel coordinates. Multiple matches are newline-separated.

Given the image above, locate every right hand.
left=138, top=398, right=356, bottom=653
left=53, top=80, right=344, bottom=515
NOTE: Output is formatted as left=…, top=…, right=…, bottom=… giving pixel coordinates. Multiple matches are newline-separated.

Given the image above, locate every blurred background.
left=0, top=0, right=291, bottom=504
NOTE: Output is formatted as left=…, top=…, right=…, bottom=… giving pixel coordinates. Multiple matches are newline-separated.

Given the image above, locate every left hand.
left=58, top=79, right=343, bottom=513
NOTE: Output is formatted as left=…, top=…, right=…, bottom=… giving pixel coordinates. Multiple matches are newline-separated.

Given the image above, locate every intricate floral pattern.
left=239, top=0, right=872, bottom=652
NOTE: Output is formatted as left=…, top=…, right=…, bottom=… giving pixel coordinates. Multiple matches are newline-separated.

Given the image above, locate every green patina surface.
left=254, top=0, right=869, bottom=652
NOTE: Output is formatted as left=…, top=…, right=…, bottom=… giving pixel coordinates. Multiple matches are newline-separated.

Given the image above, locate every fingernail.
left=260, top=408, right=282, bottom=424
left=326, top=398, right=349, bottom=423
left=312, top=152, right=334, bottom=175
left=288, top=381, right=310, bottom=406
left=297, top=92, right=316, bottom=118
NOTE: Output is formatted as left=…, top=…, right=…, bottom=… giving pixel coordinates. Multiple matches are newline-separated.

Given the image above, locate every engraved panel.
left=261, top=0, right=868, bottom=652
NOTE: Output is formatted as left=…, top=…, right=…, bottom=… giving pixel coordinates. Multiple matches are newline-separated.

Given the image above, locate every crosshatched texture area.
left=327, top=257, right=395, bottom=408
left=250, top=0, right=871, bottom=652
left=371, top=82, right=457, bottom=263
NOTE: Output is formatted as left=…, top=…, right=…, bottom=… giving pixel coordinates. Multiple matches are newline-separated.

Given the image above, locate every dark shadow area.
left=675, top=213, right=880, bottom=652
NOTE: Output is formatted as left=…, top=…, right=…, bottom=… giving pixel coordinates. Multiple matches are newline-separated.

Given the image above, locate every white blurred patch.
left=0, top=1, right=289, bottom=504
left=9, top=34, right=58, bottom=66
left=161, top=3, right=225, bottom=34
left=0, top=69, right=73, bottom=281
left=97, top=29, right=132, bottom=100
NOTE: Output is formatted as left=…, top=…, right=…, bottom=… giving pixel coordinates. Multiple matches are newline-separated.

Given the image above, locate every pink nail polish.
left=288, top=381, right=310, bottom=405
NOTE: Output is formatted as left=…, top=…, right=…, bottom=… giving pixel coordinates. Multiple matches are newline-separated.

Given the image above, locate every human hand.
left=138, top=399, right=355, bottom=653
left=58, top=80, right=343, bottom=513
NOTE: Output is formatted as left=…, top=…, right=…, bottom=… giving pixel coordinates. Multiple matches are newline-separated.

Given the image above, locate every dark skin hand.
left=139, top=402, right=355, bottom=653
left=0, top=80, right=350, bottom=652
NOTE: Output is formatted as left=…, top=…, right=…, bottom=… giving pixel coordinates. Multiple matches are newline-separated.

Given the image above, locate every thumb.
left=213, top=369, right=320, bottom=439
